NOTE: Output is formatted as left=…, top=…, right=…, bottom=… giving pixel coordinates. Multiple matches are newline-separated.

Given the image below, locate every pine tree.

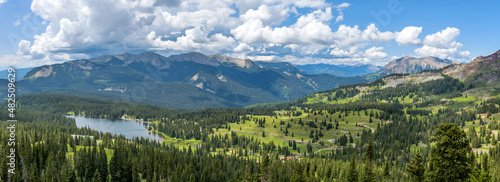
left=427, top=124, right=472, bottom=181
left=43, top=152, right=59, bottom=182
left=92, top=169, right=101, bottom=182
left=291, top=163, right=305, bottom=182
left=383, top=160, right=391, bottom=180
left=259, top=155, right=272, bottom=182
left=97, top=145, right=108, bottom=182
left=479, top=154, right=490, bottom=182
left=347, top=154, right=358, bottom=182
left=362, top=141, right=375, bottom=182
left=406, top=152, right=425, bottom=182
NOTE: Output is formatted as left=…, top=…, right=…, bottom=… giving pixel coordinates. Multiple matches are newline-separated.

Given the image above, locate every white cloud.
left=414, top=45, right=457, bottom=59
left=422, top=27, right=461, bottom=48
left=14, top=19, right=21, bottom=26
left=0, top=0, right=6, bottom=5
left=330, top=47, right=352, bottom=57
left=241, top=5, right=290, bottom=25
left=333, top=3, right=350, bottom=23
left=17, top=40, right=31, bottom=55
left=235, top=0, right=327, bottom=14
left=231, top=7, right=334, bottom=45
left=26, top=0, right=239, bottom=59
left=361, top=24, right=395, bottom=42
left=332, top=24, right=395, bottom=47
left=395, top=26, right=422, bottom=45
left=148, top=27, right=236, bottom=52
left=364, top=46, right=387, bottom=59
left=414, top=27, right=469, bottom=59
left=7, top=0, right=471, bottom=68
left=233, top=43, right=254, bottom=52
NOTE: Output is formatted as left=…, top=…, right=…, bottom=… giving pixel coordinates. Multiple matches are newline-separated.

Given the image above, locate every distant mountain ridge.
left=254, top=61, right=305, bottom=74
left=254, top=61, right=382, bottom=77
left=300, top=49, right=500, bottom=106
left=377, top=56, right=456, bottom=75
left=16, top=52, right=366, bottom=109
left=0, top=67, right=34, bottom=81
left=298, top=63, right=382, bottom=77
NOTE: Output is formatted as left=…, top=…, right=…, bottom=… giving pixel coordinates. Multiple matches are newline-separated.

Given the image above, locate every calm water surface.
left=65, top=115, right=165, bottom=143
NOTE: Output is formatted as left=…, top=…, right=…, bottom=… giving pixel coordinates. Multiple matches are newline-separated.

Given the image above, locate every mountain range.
left=298, top=63, right=382, bottom=77
left=15, top=52, right=366, bottom=109
left=303, top=49, right=500, bottom=105
left=1, top=51, right=466, bottom=109
left=254, top=61, right=383, bottom=77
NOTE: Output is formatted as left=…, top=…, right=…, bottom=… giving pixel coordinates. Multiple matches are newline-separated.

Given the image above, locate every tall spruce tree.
left=406, top=152, right=425, bottom=182
left=291, top=163, right=305, bottom=182
left=92, top=169, right=101, bottom=182
left=259, top=155, right=272, bottom=182
left=362, top=141, right=375, bottom=182
left=427, top=124, right=472, bottom=182
left=347, top=154, right=358, bottom=182
left=383, top=160, right=391, bottom=180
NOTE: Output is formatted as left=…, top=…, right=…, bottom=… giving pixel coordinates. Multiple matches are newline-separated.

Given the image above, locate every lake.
left=65, top=115, right=165, bottom=143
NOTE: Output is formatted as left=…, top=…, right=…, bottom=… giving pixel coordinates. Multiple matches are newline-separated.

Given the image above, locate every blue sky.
left=0, top=0, right=499, bottom=70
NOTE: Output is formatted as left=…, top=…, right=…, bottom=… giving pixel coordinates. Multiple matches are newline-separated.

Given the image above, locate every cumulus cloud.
left=395, top=26, right=422, bottom=45
left=24, top=0, right=240, bottom=59
left=241, top=5, right=290, bottom=25
left=330, top=47, right=353, bottom=57
left=0, top=0, right=6, bottom=5
left=235, top=0, right=327, bottom=14
left=17, top=40, right=31, bottom=55
left=231, top=7, right=334, bottom=45
left=233, top=43, right=254, bottom=52
left=414, top=45, right=466, bottom=59
left=364, top=46, right=387, bottom=59
left=414, top=27, right=469, bottom=59
left=332, top=24, right=395, bottom=47
left=7, top=0, right=470, bottom=68
left=148, top=27, right=236, bottom=52
left=422, top=27, right=461, bottom=48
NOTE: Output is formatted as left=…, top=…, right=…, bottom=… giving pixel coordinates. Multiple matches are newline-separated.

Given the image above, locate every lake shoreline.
left=64, top=114, right=166, bottom=143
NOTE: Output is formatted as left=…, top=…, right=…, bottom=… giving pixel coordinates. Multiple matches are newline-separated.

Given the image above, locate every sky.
left=0, top=0, right=499, bottom=70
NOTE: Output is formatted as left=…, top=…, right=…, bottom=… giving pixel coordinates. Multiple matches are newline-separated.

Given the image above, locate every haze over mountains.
left=299, top=63, right=382, bottom=77
left=255, top=56, right=457, bottom=77
left=254, top=61, right=382, bottom=77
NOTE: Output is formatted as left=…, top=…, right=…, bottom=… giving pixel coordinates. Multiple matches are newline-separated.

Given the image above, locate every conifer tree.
left=92, top=169, right=101, bottom=182
left=347, top=154, right=358, bottom=182
left=291, top=163, right=305, bottom=182
left=427, top=124, right=472, bottom=181
left=362, top=141, right=375, bottom=182
left=259, top=155, right=272, bottom=182
left=406, top=152, right=425, bottom=182
left=383, top=160, right=391, bottom=180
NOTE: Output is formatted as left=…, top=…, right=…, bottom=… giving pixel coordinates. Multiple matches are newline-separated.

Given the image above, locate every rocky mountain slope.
left=377, top=56, right=456, bottom=75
